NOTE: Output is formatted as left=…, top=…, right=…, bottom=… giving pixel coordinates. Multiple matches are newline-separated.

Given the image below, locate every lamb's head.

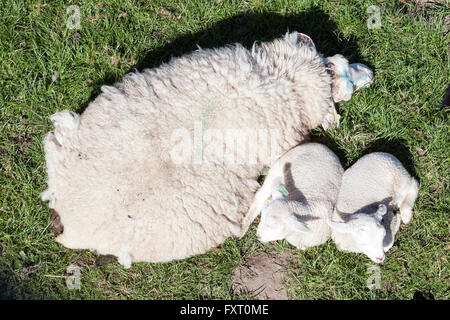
left=324, top=54, right=374, bottom=103
left=256, top=199, right=311, bottom=243
left=328, top=204, right=387, bottom=263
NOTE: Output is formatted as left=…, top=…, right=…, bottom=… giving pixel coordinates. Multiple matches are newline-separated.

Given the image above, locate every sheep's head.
left=282, top=32, right=343, bottom=131
left=256, top=199, right=311, bottom=243
left=324, top=54, right=374, bottom=103
left=328, top=204, right=387, bottom=263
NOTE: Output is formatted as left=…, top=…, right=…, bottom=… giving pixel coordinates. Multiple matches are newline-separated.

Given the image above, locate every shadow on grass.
left=0, top=270, right=25, bottom=300
left=78, top=8, right=370, bottom=113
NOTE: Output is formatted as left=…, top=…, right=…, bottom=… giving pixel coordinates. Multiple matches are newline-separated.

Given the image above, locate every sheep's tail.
left=395, top=176, right=419, bottom=225
left=41, top=110, right=81, bottom=206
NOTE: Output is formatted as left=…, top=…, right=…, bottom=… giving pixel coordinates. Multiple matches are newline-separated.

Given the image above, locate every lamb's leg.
left=383, top=211, right=401, bottom=252
left=240, top=181, right=272, bottom=237
left=240, top=166, right=284, bottom=236
left=396, top=177, right=419, bottom=224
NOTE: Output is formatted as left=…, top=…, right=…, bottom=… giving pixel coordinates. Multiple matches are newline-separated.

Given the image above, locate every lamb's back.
left=283, top=143, right=344, bottom=203
left=337, top=152, right=410, bottom=214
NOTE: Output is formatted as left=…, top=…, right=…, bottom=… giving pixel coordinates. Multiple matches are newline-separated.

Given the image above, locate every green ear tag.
left=296, top=217, right=309, bottom=228
left=277, top=184, right=289, bottom=197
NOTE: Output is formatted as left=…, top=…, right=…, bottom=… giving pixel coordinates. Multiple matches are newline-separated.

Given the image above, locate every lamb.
left=250, top=143, right=344, bottom=249
left=41, top=31, right=373, bottom=267
left=327, top=152, right=419, bottom=263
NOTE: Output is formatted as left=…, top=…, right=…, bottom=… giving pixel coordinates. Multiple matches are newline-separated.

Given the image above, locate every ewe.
left=328, top=152, right=419, bottom=263
left=42, top=32, right=373, bottom=266
left=251, top=143, right=344, bottom=249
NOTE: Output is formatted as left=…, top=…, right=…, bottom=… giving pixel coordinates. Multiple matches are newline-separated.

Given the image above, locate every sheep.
left=250, top=143, right=344, bottom=250
left=327, top=152, right=419, bottom=263
left=41, top=31, right=373, bottom=266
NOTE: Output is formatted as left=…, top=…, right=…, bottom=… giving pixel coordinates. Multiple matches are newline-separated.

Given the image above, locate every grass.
left=0, top=0, right=448, bottom=299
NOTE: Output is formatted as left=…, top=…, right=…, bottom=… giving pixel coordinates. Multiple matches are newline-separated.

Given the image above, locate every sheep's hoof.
left=49, top=208, right=64, bottom=237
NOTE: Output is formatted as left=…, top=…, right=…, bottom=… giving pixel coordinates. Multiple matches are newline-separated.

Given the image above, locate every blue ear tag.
left=339, top=68, right=354, bottom=93
left=277, top=184, right=289, bottom=197
left=339, top=67, right=370, bottom=93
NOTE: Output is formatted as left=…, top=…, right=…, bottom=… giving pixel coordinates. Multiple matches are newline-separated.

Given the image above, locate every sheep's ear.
left=374, top=204, right=387, bottom=222
left=348, top=63, right=374, bottom=90
left=324, top=54, right=344, bottom=72
left=284, top=31, right=316, bottom=50
left=327, top=218, right=352, bottom=234
left=296, top=32, right=316, bottom=50
left=289, top=215, right=312, bottom=233
left=324, top=54, right=355, bottom=102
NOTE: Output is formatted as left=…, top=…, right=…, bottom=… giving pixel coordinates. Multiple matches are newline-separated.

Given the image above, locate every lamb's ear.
left=289, top=215, right=312, bottom=233
left=284, top=31, right=316, bottom=50
left=327, top=218, right=352, bottom=234
left=374, top=204, right=387, bottom=222
left=270, top=177, right=286, bottom=200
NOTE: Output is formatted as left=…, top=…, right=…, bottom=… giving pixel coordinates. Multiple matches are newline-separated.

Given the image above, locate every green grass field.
left=0, top=0, right=448, bottom=299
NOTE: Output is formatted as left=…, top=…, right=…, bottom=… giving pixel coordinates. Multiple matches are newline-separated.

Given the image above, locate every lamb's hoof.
left=49, top=208, right=64, bottom=237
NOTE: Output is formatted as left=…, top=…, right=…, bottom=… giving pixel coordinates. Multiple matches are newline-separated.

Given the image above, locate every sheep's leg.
left=321, top=105, right=340, bottom=130
left=117, top=247, right=132, bottom=269
left=42, top=110, right=81, bottom=218
left=49, top=110, right=80, bottom=148
left=396, top=177, right=419, bottom=224
left=42, top=133, right=59, bottom=204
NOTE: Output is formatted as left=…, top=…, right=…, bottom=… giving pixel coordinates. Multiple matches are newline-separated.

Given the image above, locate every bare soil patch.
left=231, top=251, right=293, bottom=300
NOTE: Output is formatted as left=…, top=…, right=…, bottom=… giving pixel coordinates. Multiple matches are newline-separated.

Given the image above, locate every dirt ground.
left=231, top=251, right=293, bottom=300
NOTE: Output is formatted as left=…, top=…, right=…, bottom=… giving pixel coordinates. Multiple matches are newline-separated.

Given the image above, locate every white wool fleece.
left=329, top=152, right=419, bottom=263
left=252, top=143, right=344, bottom=249
left=42, top=32, right=370, bottom=266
